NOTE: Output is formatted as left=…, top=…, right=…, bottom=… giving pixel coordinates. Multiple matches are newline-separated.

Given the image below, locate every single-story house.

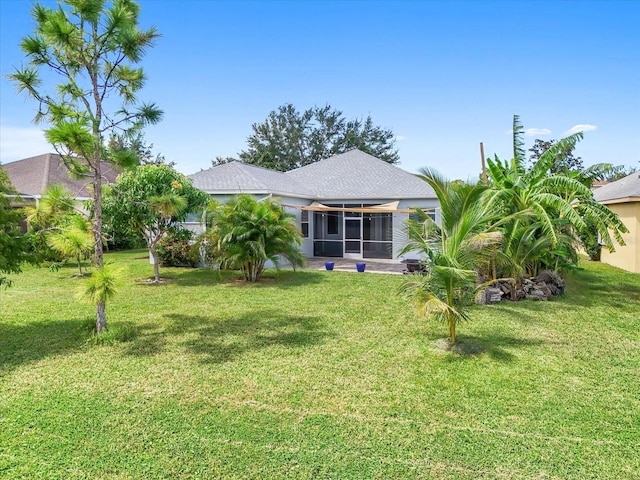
left=188, top=149, right=438, bottom=260
left=1, top=153, right=120, bottom=208
left=593, top=171, right=640, bottom=273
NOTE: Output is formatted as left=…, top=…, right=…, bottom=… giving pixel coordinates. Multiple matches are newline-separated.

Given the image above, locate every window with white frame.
left=300, top=210, right=309, bottom=238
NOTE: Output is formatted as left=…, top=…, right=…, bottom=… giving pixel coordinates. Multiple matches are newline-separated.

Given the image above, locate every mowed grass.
left=1, top=250, right=639, bottom=479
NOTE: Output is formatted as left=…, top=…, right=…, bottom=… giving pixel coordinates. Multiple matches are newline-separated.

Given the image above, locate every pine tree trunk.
left=96, top=301, right=107, bottom=333
left=93, top=141, right=106, bottom=333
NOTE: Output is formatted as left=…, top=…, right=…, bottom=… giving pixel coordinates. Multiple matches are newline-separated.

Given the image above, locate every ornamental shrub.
left=156, top=228, right=199, bottom=267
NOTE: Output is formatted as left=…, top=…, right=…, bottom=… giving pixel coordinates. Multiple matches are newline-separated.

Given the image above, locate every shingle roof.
left=285, top=149, right=435, bottom=199
left=1, top=153, right=120, bottom=199
left=592, top=171, right=640, bottom=204
left=188, top=149, right=435, bottom=200
left=188, top=161, right=309, bottom=197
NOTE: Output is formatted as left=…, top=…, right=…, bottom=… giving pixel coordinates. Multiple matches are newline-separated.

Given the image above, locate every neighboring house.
left=1, top=153, right=120, bottom=209
left=593, top=171, right=640, bottom=273
left=189, top=149, right=438, bottom=260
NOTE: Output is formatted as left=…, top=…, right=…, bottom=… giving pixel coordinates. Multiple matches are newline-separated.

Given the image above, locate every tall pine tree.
left=9, top=0, right=162, bottom=332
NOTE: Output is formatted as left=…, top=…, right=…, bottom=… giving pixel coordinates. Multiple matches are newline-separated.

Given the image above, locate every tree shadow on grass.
left=125, top=310, right=334, bottom=364
left=429, top=334, right=546, bottom=363
left=562, top=268, right=640, bottom=309
left=476, top=303, right=540, bottom=323
left=258, top=270, right=327, bottom=290
left=167, top=268, right=326, bottom=289
left=121, top=322, right=168, bottom=356
left=0, top=318, right=87, bottom=374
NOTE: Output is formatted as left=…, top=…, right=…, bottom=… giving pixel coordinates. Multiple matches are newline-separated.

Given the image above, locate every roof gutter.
left=598, top=196, right=640, bottom=205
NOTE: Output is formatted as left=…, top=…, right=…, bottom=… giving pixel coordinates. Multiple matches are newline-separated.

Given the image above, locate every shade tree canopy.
left=528, top=138, right=583, bottom=174
left=108, top=131, right=174, bottom=167
left=238, top=104, right=399, bottom=171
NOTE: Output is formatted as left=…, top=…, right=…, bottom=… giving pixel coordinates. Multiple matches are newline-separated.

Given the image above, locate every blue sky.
left=1, top=0, right=638, bottom=180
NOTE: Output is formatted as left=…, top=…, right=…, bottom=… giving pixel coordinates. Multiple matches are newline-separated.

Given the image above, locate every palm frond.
left=512, top=115, right=526, bottom=173
left=81, top=265, right=120, bottom=305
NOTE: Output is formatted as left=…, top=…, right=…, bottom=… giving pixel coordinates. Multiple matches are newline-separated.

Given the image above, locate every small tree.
left=102, top=164, right=209, bottom=282
left=46, top=215, right=93, bottom=276
left=24, top=183, right=83, bottom=263
left=9, top=0, right=162, bottom=332
left=208, top=195, right=305, bottom=282
left=399, top=172, right=502, bottom=343
left=82, top=265, right=120, bottom=330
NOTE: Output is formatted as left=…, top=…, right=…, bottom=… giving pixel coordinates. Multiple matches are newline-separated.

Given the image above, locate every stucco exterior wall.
left=394, top=198, right=440, bottom=260
left=280, top=197, right=314, bottom=257
left=600, top=202, right=640, bottom=273
left=192, top=194, right=440, bottom=261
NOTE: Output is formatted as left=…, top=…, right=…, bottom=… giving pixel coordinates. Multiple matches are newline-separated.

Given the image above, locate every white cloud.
left=564, top=124, right=597, bottom=135
left=0, top=123, right=51, bottom=163
left=505, top=128, right=551, bottom=136
left=523, top=128, right=551, bottom=137
left=395, top=135, right=407, bottom=141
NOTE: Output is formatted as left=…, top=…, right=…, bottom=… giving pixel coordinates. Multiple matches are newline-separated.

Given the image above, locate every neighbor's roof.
left=1, top=153, right=120, bottom=199
left=189, top=149, right=436, bottom=200
left=285, top=149, right=435, bottom=200
left=592, top=171, right=640, bottom=204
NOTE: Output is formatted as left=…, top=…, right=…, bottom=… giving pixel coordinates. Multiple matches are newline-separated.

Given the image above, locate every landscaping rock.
left=478, top=286, right=504, bottom=304
left=477, top=270, right=565, bottom=303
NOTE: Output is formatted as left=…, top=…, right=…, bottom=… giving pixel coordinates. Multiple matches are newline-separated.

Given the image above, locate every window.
left=409, top=209, right=436, bottom=223
left=301, top=210, right=309, bottom=238
left=184, top=211, right=203, bottom=223
left=344, top=203, right=362, bottom=217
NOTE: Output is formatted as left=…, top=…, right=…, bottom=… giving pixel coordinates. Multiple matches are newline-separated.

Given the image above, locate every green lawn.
left=1, top=250, right=639, bottom=479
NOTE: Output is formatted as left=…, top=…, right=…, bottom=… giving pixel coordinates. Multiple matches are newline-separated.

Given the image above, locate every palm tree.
left=400, top=170, right=502, bottom=343
left=24, top=184, right=76, bottom=231
left=24, top=184, right=95, bottom=265
left=46, top=215, right=93, bottom=275
left=485, top=116, right=627, bottom=277
left=208, top=195, right=305, bottom=282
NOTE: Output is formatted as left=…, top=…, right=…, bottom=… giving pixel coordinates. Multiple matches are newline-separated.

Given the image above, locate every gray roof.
left=286, top=150, right=435, bottom=199
left=593, top=171, right=640, bottom=204
left=188, top=149, right=436, bottom=200
left=1, top=153, right=120, bottom=199
left=188, top=161, right=309, bottom=197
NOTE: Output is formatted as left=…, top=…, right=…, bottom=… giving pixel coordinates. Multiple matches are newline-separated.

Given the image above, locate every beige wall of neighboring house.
left=600, top=201, right=640, bottom=273
left=593, top=172, right=640, bottom=274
